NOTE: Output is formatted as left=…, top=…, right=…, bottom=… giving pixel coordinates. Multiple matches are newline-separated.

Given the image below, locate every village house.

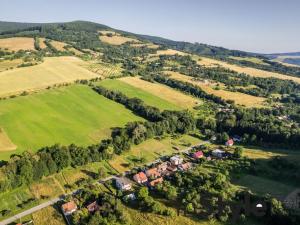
left=61, top=200, right=78, bottom=216
left=212, top=149, right=225, bottom=158
left=145, top=167, right=160, bottom=179
left=167, top=164, right=178, bottom=173
left=170, top=155, right=183, bottom=165
left=156, top=162, right=169, bottom=173
left=225, top=139, right=234, bottom=147
left=133, top=172, right=148, bottom=184
left=179, top=162, right=192, bottom=171
left=192, top=151, right=204, bottom=159
left=149, top=177, right=163, bottom=187
left=115, top=177, right=132, bottom=191
left=86, top=201, right=100, bottom=213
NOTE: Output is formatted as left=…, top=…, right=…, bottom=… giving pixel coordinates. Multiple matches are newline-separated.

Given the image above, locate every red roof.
left=133, top=172, right=148, bottom=183
left=149, top=177, right=163, bottom=186
left=226, top=139, right=234, bottom=145
left=193, top=151, right=204, bottom=159
left=146, top=168, right=160, bottom=178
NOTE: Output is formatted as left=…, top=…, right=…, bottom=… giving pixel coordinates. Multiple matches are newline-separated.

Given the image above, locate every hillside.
left=0, top=20, right=300, bottom=225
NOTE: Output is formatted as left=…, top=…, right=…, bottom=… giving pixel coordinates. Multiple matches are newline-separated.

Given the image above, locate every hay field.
left=0, top=85, right=143, bottom=160
left=131, top=43, right=160, bottom=49
left=0, top=56, right=101, bottom=97
left=152, top=49, right=187, bottom=56
left=99, top=79, right=181, bottom=111
left=50, top=40, right=67, bottom=51
left=229, top=56, right=269, bottom=65
left=0, top=37, right=35, bottom=51
left=197, top=56, right=300, bottom=84
left=99, top=31, right=140, bottom=45
left=38, top=38, right=47, bottom=49
left=165, top=71, right=266, bottom=107
left=119, top=76, right=200, bottom=108
left=0, top=58, right=23, bottom=72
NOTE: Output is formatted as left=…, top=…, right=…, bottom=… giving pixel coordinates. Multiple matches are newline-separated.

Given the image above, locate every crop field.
left=0, top=84, right=143, bottom=160
left=131, top=43, right=160, bottom=49
left=99, top=31, right=140, bottom=45
left=197, top=56, right=300, bottom=84
left=84, top=61, right=123, bottom=77
left=0, top=37, right=35, bottom=51
left=50, top=40, right=67, bottom=51
left=0, top=56, right=101, bottom=97
left=38, top=38, right=47, bottom=49
left=119, top=76, right=200, bottom=109
left=152, top=49, right=187, bottom=56
left=109, top=134, right=202, bottom=173
left=98, top=79, right=181, bottom=110
left=0, top=128, right=17, bottom=151
left=165, top=71, right=266, bottom=108
left=0, top=58, right=23, bottom=72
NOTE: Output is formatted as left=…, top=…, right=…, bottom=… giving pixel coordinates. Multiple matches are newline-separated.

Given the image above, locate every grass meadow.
left=0, top=84, right=143, bottom=159
left=98, top=79, right=182, bottom=111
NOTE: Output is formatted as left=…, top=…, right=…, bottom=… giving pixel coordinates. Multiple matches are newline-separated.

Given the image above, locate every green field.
left=0, top=84, right=143, bottom=159
left=98, top=79, right=182, bottom=110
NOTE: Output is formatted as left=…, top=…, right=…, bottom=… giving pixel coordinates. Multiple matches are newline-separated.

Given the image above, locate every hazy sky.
left=0, top=0, right=299, bottom=53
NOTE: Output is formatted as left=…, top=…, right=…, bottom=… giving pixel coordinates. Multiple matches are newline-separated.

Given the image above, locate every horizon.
left=0, top=0, right=300, bottom=53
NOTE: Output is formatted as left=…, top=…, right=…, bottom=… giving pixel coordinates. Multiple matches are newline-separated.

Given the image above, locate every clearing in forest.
left=119, top=76, right=200, bottom=109
left=0, top=84, right=143, bottom=160
left=164, top=71, right=266, bottom=108
left=0, top=56, right=101, bottom=97
left=0, top=37, right=35, bottom=51
left=99, top=31, right=140, bottom=45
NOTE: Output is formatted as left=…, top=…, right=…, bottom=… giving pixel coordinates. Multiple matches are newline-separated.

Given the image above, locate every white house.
left=212, top=149, right=225, bottom=158
left=170, top=155, right=183, bottom=165
left=115, top=177, right=132, bottom=191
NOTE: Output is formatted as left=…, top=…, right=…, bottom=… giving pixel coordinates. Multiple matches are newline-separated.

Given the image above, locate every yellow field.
left=131, top=43, right=160, bottom=49
left=39, top=38, right=47, bottom=49
left=0, top=56, right=100, bottom=97
left=119, top=76, right=200, bottom=108
left=99, top=31, right=140, bottom=45
left=0, top=58, right=23, bottom=72
left=50, top=40, right=67, bottom=51
left=229, top=56, right=269, bottom=65
left=32, top=206, right=66, bottom=225
left=164, top=71, right=266, bottom=107
left=0, top=37, right=35, bottom=51
left=84, top=61, right=123, bottom=77
left=197, top=56, right=300, bottom=84
left=153, top=49, right=187, bottom=56
left=0, top=128, right=17, bottom=151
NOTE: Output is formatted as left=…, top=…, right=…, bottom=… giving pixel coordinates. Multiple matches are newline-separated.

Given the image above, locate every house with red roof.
left=133, top=172, right=148, bottom=184
left=192, top=151, right=204, bottom=159
left=225, top=139, right=234, bottom=147
left=145, top=168, right=160, bottom=179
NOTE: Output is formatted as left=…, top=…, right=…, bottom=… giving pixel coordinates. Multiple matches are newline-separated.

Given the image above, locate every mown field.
left=0, top=59, right=23, bottom=72
left=84, top=61, right=123, bottom=77
left=119, top=76, right=200, bottom=109
left=0, top=84, right=143, bottom=160
left=197, top=56, right=300, bottom=84
left=0, top=56, right=101, bottom=97
left=98, top=79, right=182, bottom=110
left=164, top=71, right=266, bottom=108
left=99, top=31, right=140, bottom=45
left=0, top=37, right=35, bottom=51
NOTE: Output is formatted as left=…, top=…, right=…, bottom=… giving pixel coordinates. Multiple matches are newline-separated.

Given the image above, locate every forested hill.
left=0, top=20, right=254, bottom=57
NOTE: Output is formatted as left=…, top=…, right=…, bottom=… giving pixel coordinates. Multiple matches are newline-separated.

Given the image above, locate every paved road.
left=0, top=141, right=208, bottom=225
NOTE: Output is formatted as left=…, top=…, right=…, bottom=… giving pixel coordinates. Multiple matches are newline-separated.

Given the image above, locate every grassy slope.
left=0, top=85, right=143, bottom=160
left=99, top=79, right=182, bottom=110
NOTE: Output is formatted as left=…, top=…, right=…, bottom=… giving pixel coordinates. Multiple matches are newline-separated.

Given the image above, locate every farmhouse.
left=115, top=177, right=132, bottom=191
left=145, top=168, right=160, bottom=179
left=225, top=139, right=234, bottom=147
left=61, top=201, right=78, bottom=216
left=133, top=172, right=148, bottom=184
left=212, top=149, right=225, bottom=158
left=149, top=177, right=164, bottom=187
left=193, top=151, right=204, bottom=159
left=157, top=162, right=169, bottom=173
left=179, top=162, right=192, bottom=171
left=170, top=155, right=183, bottom=165
left=86, top=201, right=100, bottom=213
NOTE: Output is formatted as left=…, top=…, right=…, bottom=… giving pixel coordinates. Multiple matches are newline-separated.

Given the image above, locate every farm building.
left=61, top=201, right=78, bottom=216
left=133, top=172, right=148, bottom=184
left=115, top=177, right=132, bottom=191
left=170, top=155, right=183, bottom=165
